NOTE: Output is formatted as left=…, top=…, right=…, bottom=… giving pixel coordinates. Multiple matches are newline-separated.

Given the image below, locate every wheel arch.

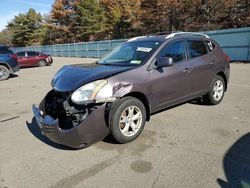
left=0, top=62, right=10, bottom=71
left=217, top=71, right=227, bottom=91
left=124, top=92, right=151, bottom=121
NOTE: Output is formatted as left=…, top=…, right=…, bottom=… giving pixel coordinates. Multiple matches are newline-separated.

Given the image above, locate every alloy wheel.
left=119, top=106, right=143, bottom=137
left=0, top=67, right=8, bottom=79
left=213, top=80, right=224, bottom=101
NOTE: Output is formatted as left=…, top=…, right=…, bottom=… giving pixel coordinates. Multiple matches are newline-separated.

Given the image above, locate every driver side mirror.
left=156, top=57, right=173, bottom=68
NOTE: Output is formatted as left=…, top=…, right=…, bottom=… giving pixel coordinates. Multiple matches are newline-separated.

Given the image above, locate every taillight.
left=224, top=53, right=231, bottom=62
left=9, top=53, right=17, bottom=59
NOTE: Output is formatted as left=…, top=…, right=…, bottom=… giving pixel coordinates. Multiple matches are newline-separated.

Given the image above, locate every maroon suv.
left=33, top=32, right=230, bottom=149
left=16, top=51, right=53, bottom=68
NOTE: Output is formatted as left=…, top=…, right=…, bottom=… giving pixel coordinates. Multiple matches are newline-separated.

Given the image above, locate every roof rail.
left=127, top=36, right=147, bottom=42
left=165, top=32, right=210, bottom=39
left=128, top=35, right=159, bottom=42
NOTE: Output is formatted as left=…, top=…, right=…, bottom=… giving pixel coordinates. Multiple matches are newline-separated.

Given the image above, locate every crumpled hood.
left=51, top=63, right=134, bottom=92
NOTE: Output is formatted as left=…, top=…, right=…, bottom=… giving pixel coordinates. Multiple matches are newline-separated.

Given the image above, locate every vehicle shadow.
left=188, top=98, right=215, bottom=106
left=188, top=98, right=204, bottom=105
left=26, top=117, right=75, bottom=150
left=218, top=133, right=250, bottom=188
left=10, top=73, right=18, bottom=78
left=102, top=135, right=119, bottom=144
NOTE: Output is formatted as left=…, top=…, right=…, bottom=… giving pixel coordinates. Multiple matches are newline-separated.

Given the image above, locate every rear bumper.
left=32, top=103, right=109, bottom=149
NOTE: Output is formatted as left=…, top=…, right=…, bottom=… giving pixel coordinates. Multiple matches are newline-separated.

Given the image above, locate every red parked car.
left=16, top=51, right=53, bottom=68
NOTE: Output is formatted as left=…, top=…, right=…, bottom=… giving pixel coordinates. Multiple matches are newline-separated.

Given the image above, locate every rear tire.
left=38, top=60, right=46, bottom=67
left=0, top=65, right=10, bottom=81
left=204, top=75, right=225, bottom=105
left=109, top=97, right=146, bottom=144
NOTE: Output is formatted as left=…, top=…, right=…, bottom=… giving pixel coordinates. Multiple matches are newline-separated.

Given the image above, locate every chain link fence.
left=13, top=39, right=127, bottom=58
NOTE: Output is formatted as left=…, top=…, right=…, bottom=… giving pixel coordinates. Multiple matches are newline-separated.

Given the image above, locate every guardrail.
left=12, top=27, right=250, bottom=62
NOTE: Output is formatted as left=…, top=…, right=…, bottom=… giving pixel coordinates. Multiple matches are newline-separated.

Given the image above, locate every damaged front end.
left=31, top=63, right=134, bottom=149
left=32, top=89, right=115, bottom=149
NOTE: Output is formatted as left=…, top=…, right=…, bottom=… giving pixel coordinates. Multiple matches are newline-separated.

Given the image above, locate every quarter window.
left=206, top=41, right=216, bottom=52
left=159, top=42, right=186, bottom=63
left=187, top=41, right=208, bottom=58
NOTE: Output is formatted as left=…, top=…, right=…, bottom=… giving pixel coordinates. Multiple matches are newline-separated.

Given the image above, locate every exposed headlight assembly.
left=71, top=80, right=116, bottom=104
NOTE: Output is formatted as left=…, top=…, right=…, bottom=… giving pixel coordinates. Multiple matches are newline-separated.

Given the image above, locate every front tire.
left=0, top=65, right=10, bottom=81
left=204, top=75, right=225, bottom=105
left=109, top=97, right=146, bottom=144
left=38, top=60, right=46, bottom=67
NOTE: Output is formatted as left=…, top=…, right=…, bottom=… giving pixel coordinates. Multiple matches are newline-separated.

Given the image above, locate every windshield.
left=98, top=41, right=162, bottom=66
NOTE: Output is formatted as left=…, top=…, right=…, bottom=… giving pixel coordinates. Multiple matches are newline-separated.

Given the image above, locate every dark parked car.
left=0, top=45, right=19, bottom=81
left=16, top=51, right=53, bottom=68
left=33, top=32, right=230, bottom=149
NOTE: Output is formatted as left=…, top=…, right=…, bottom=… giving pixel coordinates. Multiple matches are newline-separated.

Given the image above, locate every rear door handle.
left=183, top=68, right=191, bottom=73
left=210, top=60, right=215, bottom=65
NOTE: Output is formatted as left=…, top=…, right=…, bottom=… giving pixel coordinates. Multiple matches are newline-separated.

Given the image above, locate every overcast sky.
left=0, top=0, right=54, bottom=31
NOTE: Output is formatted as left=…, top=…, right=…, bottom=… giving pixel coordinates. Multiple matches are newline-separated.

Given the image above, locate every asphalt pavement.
left=0, top=57, right=249, bottom=188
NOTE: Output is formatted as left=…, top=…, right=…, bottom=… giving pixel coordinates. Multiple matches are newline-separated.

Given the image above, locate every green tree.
left=7, top=9, right=44, bottom=46
left=74, top=0, right=106, bottom=41
left=0, top=29, right=13, bottom=45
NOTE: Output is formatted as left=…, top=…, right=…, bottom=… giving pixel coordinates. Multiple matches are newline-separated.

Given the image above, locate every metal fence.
left=12, top=39, right=127, bottom=59
left=12, top=27, right=250, bottom=62
left=204, top=27, right=250, bottom=62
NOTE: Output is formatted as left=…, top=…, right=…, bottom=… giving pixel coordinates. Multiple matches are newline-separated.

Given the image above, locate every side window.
left=0, top=46, right=13, bottom=54
left=187, top=41, right=208, bottom=58
left=27, top=52, right=38, bottom=57
left=17, top=52, right=26, bottom=57
left=205, top=41, right=216, bottom=52
left=159, top=41, right=186, bottom=63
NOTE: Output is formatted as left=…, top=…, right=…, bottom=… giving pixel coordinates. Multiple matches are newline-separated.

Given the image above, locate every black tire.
left=204, top=75, right=225, bottom=105
left=38, top=60, right=46, bottom=67
left=109, top=96, right=146, bottom=144
left=0, top=65, right=10, bottom=81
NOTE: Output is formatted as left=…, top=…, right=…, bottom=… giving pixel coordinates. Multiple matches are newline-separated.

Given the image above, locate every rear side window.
left=0, top=46, right=13, bottom=54
left=159, top=41, right=186, bottom=63
left=27, top=51, right=38, bottom=57
left=187, top=41, right=208, bottom=58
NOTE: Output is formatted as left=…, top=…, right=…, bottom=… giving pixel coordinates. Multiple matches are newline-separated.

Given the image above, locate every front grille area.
left=41, top=123, right=55, bottom=134
left=44, top=90, right=71, bottom=119
left=43, top=89, right=89, bottom=130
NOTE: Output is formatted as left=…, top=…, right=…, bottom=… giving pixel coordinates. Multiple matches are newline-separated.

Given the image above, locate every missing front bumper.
left=32, top=103, right=109, bottom=149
